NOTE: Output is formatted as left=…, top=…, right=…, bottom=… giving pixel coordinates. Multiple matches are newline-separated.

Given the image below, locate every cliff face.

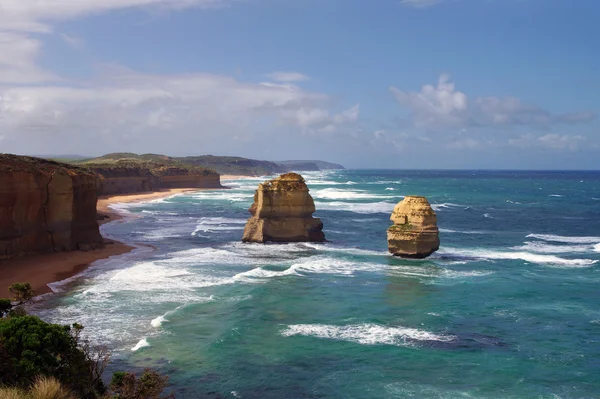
left=242, top=173, right=325, bottom=243
left=0, top=155, right=103, bottom=260
left=93, top=166, right=158, bottom=195
left=90, top=163, right=222, bottom=196
left=387, top=196, right=440, bottom=259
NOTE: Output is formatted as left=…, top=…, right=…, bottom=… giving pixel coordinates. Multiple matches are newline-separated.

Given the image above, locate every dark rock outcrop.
left=0, top=155, right=103, bottom=260
left=387, top=196, right=440, bottom=258
left=242, top=173, right=325, bottom=243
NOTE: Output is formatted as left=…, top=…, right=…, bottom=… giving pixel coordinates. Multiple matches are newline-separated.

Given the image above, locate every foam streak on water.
left=281, top=323, right=456, bottom=346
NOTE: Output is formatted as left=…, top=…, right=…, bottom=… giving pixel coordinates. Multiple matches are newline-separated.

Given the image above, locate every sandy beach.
left=0, top=188, right=208, bottom=298
left=97, top=188, right=200, bottom=225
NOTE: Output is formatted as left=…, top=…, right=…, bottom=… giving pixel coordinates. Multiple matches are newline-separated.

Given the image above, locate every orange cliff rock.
left=387, top=196, right=440, bottom=259
left=242, top=173, right=325, bottom=243
left=0, top=155, right=103, bottom=260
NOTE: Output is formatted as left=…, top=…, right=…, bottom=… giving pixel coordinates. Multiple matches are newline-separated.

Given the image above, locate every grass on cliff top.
left=82, top=160, right=218, bottom=176
left=0, top=154, right=95, bottom=175
left=75, top=153, right=283, bottom=176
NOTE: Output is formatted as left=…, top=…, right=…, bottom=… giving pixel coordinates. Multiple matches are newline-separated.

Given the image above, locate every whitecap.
left=595, top=243, right=600, bottom=253
left=438, top=247, right=597, bottom=268
left=281, top=323, right=456, bottom=346
left=526, top=234, right=600, bottom=244
left=151, top=315, right=167, bottom=328
left=312, top=188, right=393, bottom=200
left=514, top=241, right=594, bottom=254
left=431, top=203, right=463, bottom=212
left=439, top=228, right=485, bottom=235
left=314, top=201, right=395, bottom=214
left=131, top=338, right=150, bottom=351
left=483, top=213, right=493, bottom=219
left=549, top=194, right=564, bottom=198
left=385, top=187, right=395, bottom=191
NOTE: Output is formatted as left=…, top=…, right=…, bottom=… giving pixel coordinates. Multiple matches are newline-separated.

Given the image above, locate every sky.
left=0, top=0, right=598, bottom=169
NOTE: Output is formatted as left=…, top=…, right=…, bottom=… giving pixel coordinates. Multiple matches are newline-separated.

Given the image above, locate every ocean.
left=31, top=170, right=600, bottom=398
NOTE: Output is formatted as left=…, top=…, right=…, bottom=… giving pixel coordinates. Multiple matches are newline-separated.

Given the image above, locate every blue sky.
left=0, top=0, right=598, bottom=169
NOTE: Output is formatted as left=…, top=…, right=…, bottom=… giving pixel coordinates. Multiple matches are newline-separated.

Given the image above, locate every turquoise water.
left=33, top=170, right=600, bottom=398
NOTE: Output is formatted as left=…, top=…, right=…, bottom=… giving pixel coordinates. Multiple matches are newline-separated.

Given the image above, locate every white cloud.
left=0, top=67, right=360, bottom=154
left=509, top=133, right=586, bottom=151
left=266, top=72, right=311, bottom=83
left=0, top=32, right=57, bottom=83
left=400, top=0, right=441, bottom=8
left=60, top=33, right=85, bottom=49
left=0, top=0, right=234, bottom=83
left=281, top=104, right=360, bottom=132
left=390, top=73, right=468, bottom=128
left=391, top=74, right=596, bottom=129
left=0, top=0, right=232, bottom=33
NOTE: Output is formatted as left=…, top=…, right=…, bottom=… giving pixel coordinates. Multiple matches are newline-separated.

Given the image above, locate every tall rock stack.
left=387, top=196, right=439, bottom=258
left=242, top=173, right=325, bottom=243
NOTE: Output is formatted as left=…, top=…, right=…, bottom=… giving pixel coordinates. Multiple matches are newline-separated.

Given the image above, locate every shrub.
left=8, top=283, right=33, bottom=305
left=0, top=387, right=27, bottom=399
left=0, top=315, right=103, bottom=398
left=29, top=376, right=76, bottom=399
left=109, top=369, right=174, bottom=399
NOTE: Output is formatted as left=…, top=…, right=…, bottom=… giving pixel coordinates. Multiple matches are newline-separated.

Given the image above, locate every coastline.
left=0, top=187, right=214, bottom=298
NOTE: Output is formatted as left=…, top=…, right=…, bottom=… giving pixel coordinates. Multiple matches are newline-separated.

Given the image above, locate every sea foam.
left=281, top=323, right=456, bottom=346
left=131, top=338, right=150, bottom=351
left=314, top=201, right=395, bottom=214
left=312, top=188, right=393, bottom=200
left=526, top=234, right=600, bottom=244
left=439, top=247, right=597, bottom=268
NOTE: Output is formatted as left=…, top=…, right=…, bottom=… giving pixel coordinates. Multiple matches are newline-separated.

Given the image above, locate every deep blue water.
left=33, top=170, right=600, bottom=398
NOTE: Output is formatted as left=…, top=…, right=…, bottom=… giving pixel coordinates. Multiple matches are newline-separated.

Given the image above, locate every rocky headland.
left=90, top=161, right=222, bottom=196
left=242, top=173, right=325, bottom=243
left=387, top=196, right=440, bottom=258
left=0, top=155, right=104, bottom=260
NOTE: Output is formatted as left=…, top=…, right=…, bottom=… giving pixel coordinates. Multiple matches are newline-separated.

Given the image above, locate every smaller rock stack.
left=387, top=196, right=440, bottom=258
left=242, top=173, right=325, bottom=243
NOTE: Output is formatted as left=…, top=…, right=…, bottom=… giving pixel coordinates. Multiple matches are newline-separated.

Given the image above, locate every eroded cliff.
left=0, top=155, right=103, bottom=260
left=242, top=173, right=325, bottom=243
left=387, top=196, right=440, bottom=258
left=90, top=161, right=222, bottom=196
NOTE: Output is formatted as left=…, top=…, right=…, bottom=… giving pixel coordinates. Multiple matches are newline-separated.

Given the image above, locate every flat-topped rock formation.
left=0, top=155, right=103, bottom=260
left=90, top=162, right=222, bottom=196
left=242, top=173, right=325, bottom=243
left=387, top=196, right=440, bottom=258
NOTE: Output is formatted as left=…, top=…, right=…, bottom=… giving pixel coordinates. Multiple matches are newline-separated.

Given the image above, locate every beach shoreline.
left=0, top=187, right=215, bottom=298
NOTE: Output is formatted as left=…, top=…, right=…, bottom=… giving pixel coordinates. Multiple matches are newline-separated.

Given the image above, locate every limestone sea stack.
left=387, top=196, right=440, bottom=258
left=242, top=173, right=325, bottom=243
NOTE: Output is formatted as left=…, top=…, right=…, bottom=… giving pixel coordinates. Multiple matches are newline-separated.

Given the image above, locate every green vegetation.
left=9, top=283, right=33, bottom=305
left=69, top=153, right=344, bottom=176
left=109, top=369, right=173, bottom=399
left=389, top=223, right=414, bottom=232
left=0, top=282, right=173, bottom=398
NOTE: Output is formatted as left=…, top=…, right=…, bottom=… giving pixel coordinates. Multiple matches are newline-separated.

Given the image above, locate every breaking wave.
left=526, top=234, right=600, bottom=244
left=314, top=201, right=395, bottom=214
left=439, top=247, right=597, bottom=268
left=281, top=323, right=456, bottom=347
